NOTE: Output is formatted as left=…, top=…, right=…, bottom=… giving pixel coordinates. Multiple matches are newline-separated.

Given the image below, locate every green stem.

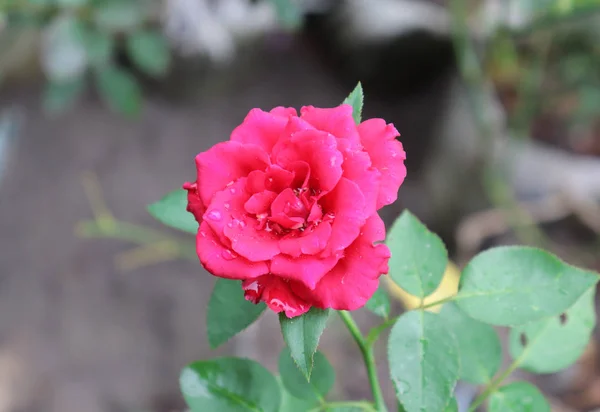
left=338, top=311, right=388, bottom=412
left=309, top=400, right=377, bottom=412
left=468, top=359, right=521, bottom=411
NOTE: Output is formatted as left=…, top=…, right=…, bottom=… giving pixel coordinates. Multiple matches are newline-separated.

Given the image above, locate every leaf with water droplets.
left=207, top=279, right=266, bottom=349
left=387, top=210, right=448, bottom=299
left=147, top=188, right=198, bottom=234
left=509, top=286, right=596, bottom=373
left=488, top=382, right=550, bottom=412
left=279, top=307, right=330, bottom=380
left=342, top=82, right=364, bottom=125
left=180, top=357, right=281, bottom=412
left=457, top=246, right=598, bottom=326
left=388, top=311, right=459, bottom=412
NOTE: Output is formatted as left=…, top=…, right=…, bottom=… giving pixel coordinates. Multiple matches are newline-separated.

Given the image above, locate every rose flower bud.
left=184, top=105, right=406, bottom=318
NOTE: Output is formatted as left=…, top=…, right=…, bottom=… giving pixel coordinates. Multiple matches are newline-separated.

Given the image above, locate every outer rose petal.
left=230, top=107, right=297, bottom=152
left=320, top=178, right=367, bottom=255
left=195, top=141, right=270, bottom=206
left=273, top=130, right=343, bottom=192
left=243, top=275, right=310, bottom=318
left=293, top=214, right=390, bottom=310
left=358, top=119, right=407, bottom=209
left=338, top=143, right=381, bottom=217
left=183, top=181, right=205, bottom=222
left=197, top=222, right=268, bottom=280
left=203, top=179, right=250, bottom=245
left=300, top=104, right=361, bottom=148
left=271, top=253, right=339, bottom=290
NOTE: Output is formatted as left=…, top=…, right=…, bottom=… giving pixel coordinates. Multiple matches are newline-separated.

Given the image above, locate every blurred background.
left=1, top=0, right=600, bottom=411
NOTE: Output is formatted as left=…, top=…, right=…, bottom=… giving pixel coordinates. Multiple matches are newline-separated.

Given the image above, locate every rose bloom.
left=184, top=104, right=406, bottom=318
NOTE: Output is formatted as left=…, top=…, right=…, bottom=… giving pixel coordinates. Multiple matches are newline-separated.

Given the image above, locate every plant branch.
left=338, top=311, right=388, bottom=412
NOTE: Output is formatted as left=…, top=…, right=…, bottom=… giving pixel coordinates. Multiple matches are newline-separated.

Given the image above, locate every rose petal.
left=293, top=214, right=390, bottom=310
left=358, top=119, right=407, bottom=209
left=279, top=221, right=332, bottom=257
left=320, top=178, right=367, bottom=255
left=195, top=141, right=270, bottom=206
left=244, top=191, right=278, bottom=215
left=340, top=148, right=381, bottom=217
left=197, top=222, right=268, bottom=280
left=265, top=165, right=295, bottom=192
left=271, top=253, right=339, bottom=290
left=183, top=181, right=206, bottom=222
left=274, top=130, right=343, bottom=192
left=204, top=179, right=251, bottom=245
left=300, top=104, right=361, bottom=148
left=230, top=107, right=296, bottom=152
left=242, top=275, right=310, bottom=318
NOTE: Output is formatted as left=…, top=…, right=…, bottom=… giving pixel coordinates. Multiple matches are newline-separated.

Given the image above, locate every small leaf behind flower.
left=180, top=357, right=281, bottom=412
left=278, top=348, right=334, bottom=401
left=343, top=82, right=364, bottom=124
left=279, top=307, right=330, bottom=380
left=488, top=382, right=550, bottom=412
left=445, top=398, right=458, bottom=412
left=147, top=189, right=198, bottom=234
left=387, top=210, right=448, bottom=299
left=207, top=279, right=266, bottom=349
left=509, top=286, right=596, bottom=373
left=388, top=311, right=459, bottom=412
left=457, top=246, right=598, bottom=326
left=365, top=285, right=391, bottom=318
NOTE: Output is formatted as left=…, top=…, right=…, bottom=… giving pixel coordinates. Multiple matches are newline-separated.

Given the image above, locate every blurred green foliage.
left=484, top=0, right=600, bottom=153
left=0, top=0, right=302, bottom=117
left=0, top=0, right=168, bottom=116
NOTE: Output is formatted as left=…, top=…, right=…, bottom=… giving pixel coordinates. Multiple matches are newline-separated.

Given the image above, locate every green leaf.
left=93, top=0, right=143, bottom=32
left=445, top=398, right=458, bottom=412
left=278, top=377, right=318, bottom=412
left=342, top=82, right=364, bottom=125
left=95, top=66, right=142, bottom=115
left=388, top=311, right=459, bottom=412
left=279, top=307, right=330, bottom=380
left=457, top=246, right=598, bottom=326
left=207, top=279, right=266, bottom=349
left=488, top=382, right=550, bottom=412
left=147, top=189, right=198, bottom=234
left=279, top=348, right=334, bottom=401
left=43, top=76, right=85, bottom=114
left=81, top=28, right=113, bottom=68
left=126, top=30, right=171, bottom=77
left=509, top=286, right=596, bottom=373
left=365, top=285, right=390, bottom=318
left=439, top=303, right=501, bottom=384
left=180, top=357, right=281, bottom=412
left=387, top=210, right=448, bottom=299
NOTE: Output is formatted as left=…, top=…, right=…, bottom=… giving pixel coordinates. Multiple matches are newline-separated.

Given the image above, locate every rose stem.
left=338, top=310, right=388, bottom=412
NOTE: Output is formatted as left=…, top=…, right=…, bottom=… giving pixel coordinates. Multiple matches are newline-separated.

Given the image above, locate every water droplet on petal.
left=207, top=210, right=222, bottom=221
left=230, top=187, right=236, bottom=194
left=221, top=249, right=238, bottom=260
left=224, top=202, right=230, bottom=210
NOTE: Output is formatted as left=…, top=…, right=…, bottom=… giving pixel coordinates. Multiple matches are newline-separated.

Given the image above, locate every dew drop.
left=207, top=210, right=222, bottom=221
left=394, top=379, right=411, bottom=395
left=224, top=202, right=230, bottom=210
left=230, top=187, right=237, bottom=194
left=221, top=249, right=238, bottom=260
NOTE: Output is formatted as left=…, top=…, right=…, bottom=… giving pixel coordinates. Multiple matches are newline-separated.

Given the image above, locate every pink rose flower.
left=184, top=105, right=406, bottom=318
